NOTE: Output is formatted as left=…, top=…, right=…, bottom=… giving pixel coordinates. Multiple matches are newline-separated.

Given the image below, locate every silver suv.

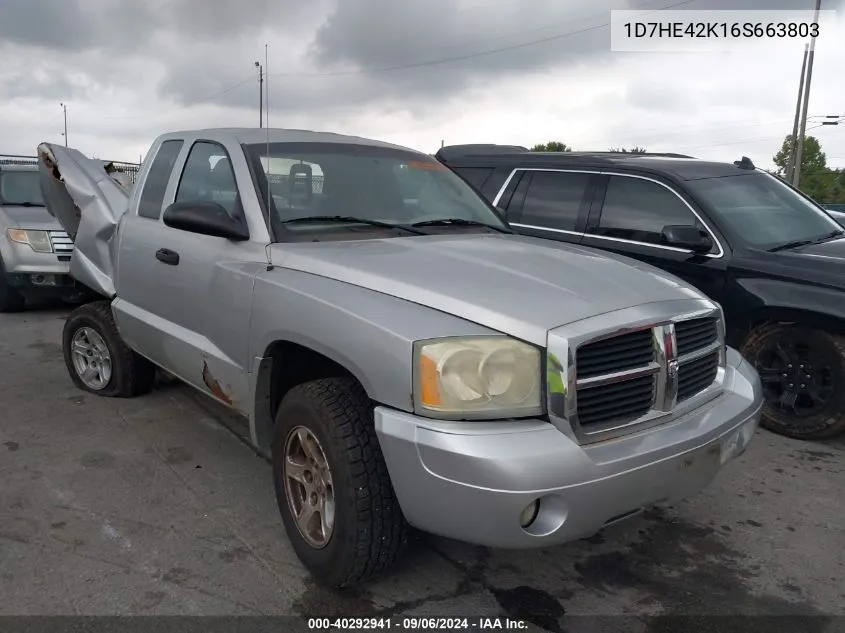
left=0, top=163, right=78, bottom=311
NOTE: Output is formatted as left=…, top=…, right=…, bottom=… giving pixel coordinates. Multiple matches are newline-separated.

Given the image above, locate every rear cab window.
left=137, top=140, right=184, bottom=219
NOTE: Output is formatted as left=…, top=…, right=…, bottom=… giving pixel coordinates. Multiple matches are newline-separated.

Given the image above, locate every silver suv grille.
left=49, top=230, right=74, bottom=256
left=554, top=306, right=726, bottom=442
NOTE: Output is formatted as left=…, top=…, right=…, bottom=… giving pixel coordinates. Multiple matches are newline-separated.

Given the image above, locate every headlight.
left=414, top=336, right=543, bottom=419
left=7, top=229, right=53, bottom=253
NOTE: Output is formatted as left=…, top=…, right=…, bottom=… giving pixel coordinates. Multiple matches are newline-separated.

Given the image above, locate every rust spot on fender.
left=201, top=360, right=233, bottom=405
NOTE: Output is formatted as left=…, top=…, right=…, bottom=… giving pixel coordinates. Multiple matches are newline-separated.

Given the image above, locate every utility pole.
left=255, top=61, right=264, bottom=128
left=60, top=102, right=68, bottom=146
left=793, top=0, right=822, bottom=188
left=785, top=44, right=809, bottom=184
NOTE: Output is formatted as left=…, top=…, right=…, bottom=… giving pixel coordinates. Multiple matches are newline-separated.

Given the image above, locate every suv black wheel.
left=271, top=377, right=409, bottom=587
left=741, top=322, right=845, bottom=440
left=62, top=300, right=156, bottom=397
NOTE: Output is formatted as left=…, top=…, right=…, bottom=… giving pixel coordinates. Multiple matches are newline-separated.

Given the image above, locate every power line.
left=267, top=0, right=696, bottom=78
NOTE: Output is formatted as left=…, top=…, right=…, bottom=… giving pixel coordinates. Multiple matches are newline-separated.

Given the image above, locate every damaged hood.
left=37, top=143, right=131, bottom=298
left=270, top=234, right=707, bottom=344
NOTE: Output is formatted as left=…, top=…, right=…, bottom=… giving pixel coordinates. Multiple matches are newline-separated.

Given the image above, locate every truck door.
left=117, top=138, right=267, bottom=414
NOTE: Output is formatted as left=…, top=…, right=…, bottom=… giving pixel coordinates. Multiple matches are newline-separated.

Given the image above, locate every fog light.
left=519, top=499, right=540, bottom=528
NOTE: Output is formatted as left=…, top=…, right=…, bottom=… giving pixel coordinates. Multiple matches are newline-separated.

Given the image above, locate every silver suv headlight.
left=413, top=336, right=543, bottom=419
left=7, top=229, right=53, bottom=253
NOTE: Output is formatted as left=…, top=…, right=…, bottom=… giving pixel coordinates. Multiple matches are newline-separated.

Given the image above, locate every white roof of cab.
left=155, top=128, right=424, bottom=154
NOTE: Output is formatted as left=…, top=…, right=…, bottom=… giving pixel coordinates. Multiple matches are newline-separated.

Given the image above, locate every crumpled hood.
left=271, top=234, right=707, bottom=344
left=37, top=142, right=131, bottom=298
left=0, top=205, right=63, bottom=231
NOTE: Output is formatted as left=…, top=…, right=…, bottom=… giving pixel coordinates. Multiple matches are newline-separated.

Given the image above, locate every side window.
left=452, top=167, right=493, bottom=192
left=597, top=176, right=707, bottom=247
left=504, top=171, right=531, bottom=217
left=518, top=171, right=591, bottom=231
left=175, top=141, right=240, bottom=216
left=137, top=140, right=183, bottom=219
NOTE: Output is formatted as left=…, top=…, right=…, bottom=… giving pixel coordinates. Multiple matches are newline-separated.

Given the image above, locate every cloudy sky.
left=1, top=0, right=843, bottom=172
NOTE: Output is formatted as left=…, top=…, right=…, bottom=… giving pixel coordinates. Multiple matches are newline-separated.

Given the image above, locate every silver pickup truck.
left=38, top=129, right=763, bottom=588
left=0, top=163, right=79, bottom=311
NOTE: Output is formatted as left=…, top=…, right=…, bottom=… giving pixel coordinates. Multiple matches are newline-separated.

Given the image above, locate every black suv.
left=436, top=144, right=845, bottom=441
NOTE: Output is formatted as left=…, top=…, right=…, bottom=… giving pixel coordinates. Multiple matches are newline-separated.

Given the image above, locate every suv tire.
left=741, top=322, right=845, bottom=440
left=0, top=260, right=26, bottom=313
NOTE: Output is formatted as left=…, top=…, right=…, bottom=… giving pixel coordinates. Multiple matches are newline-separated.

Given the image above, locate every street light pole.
left=793, top=0, right=822, bottom=188
left=60, top=102, right=68, bottom=146
left=255, top=61, right=264, bottom=128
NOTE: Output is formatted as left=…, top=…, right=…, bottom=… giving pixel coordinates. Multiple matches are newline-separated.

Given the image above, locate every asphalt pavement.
left=1, top=301, right=844, bottom=631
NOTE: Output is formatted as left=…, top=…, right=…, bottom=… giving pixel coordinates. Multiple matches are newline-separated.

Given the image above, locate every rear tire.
left=62, top=300, right=156, bottom=398
left=271, top=377, right=410, bottom=587
left=741, top=322, right=845, bottom=440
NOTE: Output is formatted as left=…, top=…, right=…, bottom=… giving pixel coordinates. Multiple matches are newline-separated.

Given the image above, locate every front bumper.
left=2, top=238, right=77, bottom=296
left=374, top=347, right=762, bottom=548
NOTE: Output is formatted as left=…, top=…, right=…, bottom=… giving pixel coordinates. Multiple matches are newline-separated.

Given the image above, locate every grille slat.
left=576, top=329, right=654, bottom=379
left=675, top=317, right=718, bottom=356
left=48, top=230, right=74, bottom=255
left=576, top=375, right=655, bottom=426
left=678, top=351, right=720, bottom=401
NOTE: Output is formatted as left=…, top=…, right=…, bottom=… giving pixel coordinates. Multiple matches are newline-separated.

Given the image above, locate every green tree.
left=608, top=146, right=648, bottom=153
left=531, top=141, right=572, bottom=152
left=772, top=134, right=845, bottom=204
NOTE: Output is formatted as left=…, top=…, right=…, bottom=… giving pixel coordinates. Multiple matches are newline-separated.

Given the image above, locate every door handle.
left=155, top=248, right=180, bottom=265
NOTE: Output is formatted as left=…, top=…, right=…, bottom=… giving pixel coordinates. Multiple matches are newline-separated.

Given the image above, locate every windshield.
left=0, top=170, right=45, bottom=206
left=244, top=142, right=508, bottom=239
left=686, top=171, right=841, bottom=250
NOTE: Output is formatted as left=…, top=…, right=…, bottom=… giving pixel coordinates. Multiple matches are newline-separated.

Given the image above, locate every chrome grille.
left=567, top=307, right=725, bottom=440
left=49, top=230, right=74, bottom=255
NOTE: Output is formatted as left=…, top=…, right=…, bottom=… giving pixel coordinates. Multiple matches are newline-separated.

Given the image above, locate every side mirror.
left=660, top=225, right=713, bottom=253
left=162, top=201, right=249, bottom=241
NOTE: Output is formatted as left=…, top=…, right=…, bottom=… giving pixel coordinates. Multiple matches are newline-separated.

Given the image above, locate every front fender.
left=735, top=277, right=845, bottom=322
left=249, top=268, right=502, bottom=412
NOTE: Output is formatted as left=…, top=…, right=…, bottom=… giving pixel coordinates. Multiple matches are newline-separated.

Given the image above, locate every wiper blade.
left=410, top=218, right=511, bottom=233
left=6, top=202, right=44, bottom=207
left=768, top=230, right=844, bottom=252
left=277, top=215, right=427, bottom=235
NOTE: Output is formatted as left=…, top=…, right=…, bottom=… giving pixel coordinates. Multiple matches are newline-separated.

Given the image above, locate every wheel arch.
left=729, top=306, right=845, bottom=348
left=250, top=339, right=373, bottom=455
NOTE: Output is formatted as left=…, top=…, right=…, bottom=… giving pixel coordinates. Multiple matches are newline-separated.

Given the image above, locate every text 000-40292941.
left=306, top=616, right=530, bottom=630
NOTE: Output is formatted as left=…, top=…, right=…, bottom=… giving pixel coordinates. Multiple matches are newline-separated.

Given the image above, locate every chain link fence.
left=1, top=154, right=142, bottom=183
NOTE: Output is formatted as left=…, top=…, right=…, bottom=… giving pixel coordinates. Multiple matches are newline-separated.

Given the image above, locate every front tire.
left=62, top=300, right=156, bottom=398
left=272, top=377, right=409, bottom=588
left=741, top=322, right=845, bottom=440
left=0, top=261, right=25, bottom=313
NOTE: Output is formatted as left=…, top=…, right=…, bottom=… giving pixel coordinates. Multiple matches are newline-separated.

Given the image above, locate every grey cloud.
left=625, top=80, right=697, bottom=113
left=156, top=0, right=627, bottom=114
left=0, top=0, right=162, bottom=52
